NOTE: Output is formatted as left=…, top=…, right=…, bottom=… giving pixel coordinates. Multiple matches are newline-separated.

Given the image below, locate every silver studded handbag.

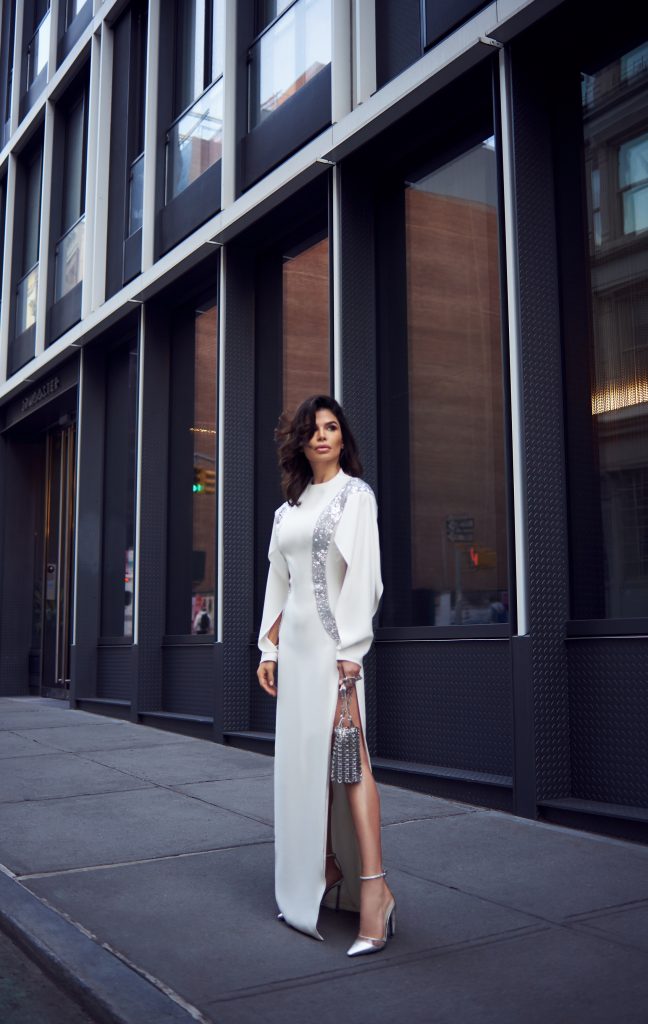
left=330, top=677, right=363, bottom=785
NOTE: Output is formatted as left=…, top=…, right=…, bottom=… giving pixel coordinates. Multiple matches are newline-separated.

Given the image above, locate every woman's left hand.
left=337, top=660, right=361, bottom=685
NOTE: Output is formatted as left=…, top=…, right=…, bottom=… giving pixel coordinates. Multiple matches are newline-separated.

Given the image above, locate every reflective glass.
left=248, top=0, right=331, bottom=129
left=191, top=303, right=218, bottom=634
left=582, top=41, right=648, bottom=616
left=54, top=216, right=85, bottom=300
left=167, top=299, right=218, bottom=636
left=27, top=10, right=50, bottom=86
left=101, top=341, right=139, bottom=637
left=23, top=151, right=43, bottom=272
left=174, top=0, right=224, bottom=115
left=282, top=236, right=330, bottom=416
left=400, top=137, right=509, bottom=627
left=16, top=267, right=38, bottom=334
left=128, top=153, right=144, bottom=235
left=166, top=78, right=223, bottom=201
left=62, top=95, right=86, bottom=231
left=66, top=0, right=89, bottom=27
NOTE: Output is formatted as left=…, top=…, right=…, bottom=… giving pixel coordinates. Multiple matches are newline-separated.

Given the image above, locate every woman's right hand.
left=257, top=661, right=277, bottom=697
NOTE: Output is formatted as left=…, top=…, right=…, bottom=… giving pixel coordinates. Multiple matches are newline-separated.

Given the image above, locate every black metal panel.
left=0, top=437, right=44, bottom=696
left=8, top=326, right=36, bottom=376
left=162, top=644, right=217, bottom=716
left=221, top=244, right=256, bottom=731
left=97, top=645, right=135, bottom=701
left=134, top=305, right=171, bottom=714
left=372, top=764, right=513, bottom=812
left=337, top=158, right=380, bottom=752
left=424, top=0, right=490, bottom=49
left=375, top=0, right=422, bottom=88
left=249, top=645, right=276, bottom=733
left=19, top=67, right=47, bottom=121
left=159, top=160, right=222, bottom=255
left=57, top=0, right=92, bottom=64
left=48, top=282, right=82, bottom=343
left=106, top=7, right=132, bottom=299
left=71, top=346, right=106, bottom=701
left=242, top=65, right=331, bottom=190
left=509, top=33, right=571, bottom=802
left=375, top=640, right=513, bottom=775
left=567, top=638, right=648, bottom=808
left=123, top=229, right=142, bottom=284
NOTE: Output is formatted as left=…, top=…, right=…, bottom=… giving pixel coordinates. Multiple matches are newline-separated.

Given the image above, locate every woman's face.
left=302, top=408, right=344, bottom=472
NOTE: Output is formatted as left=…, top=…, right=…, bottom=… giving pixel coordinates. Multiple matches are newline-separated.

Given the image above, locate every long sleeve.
left=258, top=513, right=290, bottom=663
left=332, top=489, right=383, bottom=665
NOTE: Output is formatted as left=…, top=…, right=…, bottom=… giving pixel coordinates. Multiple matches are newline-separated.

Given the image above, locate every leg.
left=333, top=686, right=393, bottom=938
left=325, top=785, right=343, bottom=888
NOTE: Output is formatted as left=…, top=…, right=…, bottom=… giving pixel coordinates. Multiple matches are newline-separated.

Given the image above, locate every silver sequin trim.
left=312, top=479, right=373, bottom=642
left=274, top=502, right=289, bottom=529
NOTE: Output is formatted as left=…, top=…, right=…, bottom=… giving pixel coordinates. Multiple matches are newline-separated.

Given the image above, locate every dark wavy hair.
left=275, top=395, right=363, bottom=505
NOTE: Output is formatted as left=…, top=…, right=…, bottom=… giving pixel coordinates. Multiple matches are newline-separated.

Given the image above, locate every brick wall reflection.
left=192, top=304, right=218, bottom=630
left=283, top=237, right=330, bottom=416
left=406, top=189, right=508, bottom=609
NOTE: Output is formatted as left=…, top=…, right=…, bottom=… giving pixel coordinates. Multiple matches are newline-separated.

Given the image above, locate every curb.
left=0, top=867, right=207, bottom=1024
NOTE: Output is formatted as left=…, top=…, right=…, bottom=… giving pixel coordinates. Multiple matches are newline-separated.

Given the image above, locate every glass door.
left=40, top=424, right=76, bottom=697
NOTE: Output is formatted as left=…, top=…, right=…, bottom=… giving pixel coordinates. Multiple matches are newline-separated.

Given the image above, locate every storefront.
left=0, top=0, right=646, bottom=841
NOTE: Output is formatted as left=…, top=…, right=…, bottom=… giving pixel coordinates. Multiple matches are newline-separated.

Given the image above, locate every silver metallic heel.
left=322, top=853, right=343, bottom=910
left=277, top=854, right=343, bottom=922
left=346, top=870, right=396, bottom=957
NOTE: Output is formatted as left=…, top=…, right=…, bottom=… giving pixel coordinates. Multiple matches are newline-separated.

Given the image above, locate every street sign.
left=446, top=516, right=474, bottom=543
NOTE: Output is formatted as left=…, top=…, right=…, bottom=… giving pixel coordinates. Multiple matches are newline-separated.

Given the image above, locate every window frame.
left=372, top=60, right=515, bottom=640
left=555, top=12, right=648, bottom=634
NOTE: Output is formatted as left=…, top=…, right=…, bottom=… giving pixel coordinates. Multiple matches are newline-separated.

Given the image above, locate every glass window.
left=380, top=136, right=509, bottom=628
left=165, top=0, right=224, bottom=202
left=173, top=0, right=224, bottom=116
left=54, top=88, right=88, bottom=301
left=123, top=1, right=147, bottom=237
left=65, top=0, right=90, bottom=30
left=1, top=1, right=16, bottom=135
left=248, top=0, right=331, bottom=130
left=619, top=133, right=648, bottom=236
left=16, top=148, right=43, bottom=336
left=23, top=150, right=43, bottom=273
left=579, top=39, right=648, bottom=617
left=26, top=4, right=51, bottom=88
left=61, top=94, right=87, bottom=231
left=167, top=297, right=218, bottom=635
left=165, top=78, right=223, bottom=202
left=0, top=176, right=6, bottom=279
left=282, top=234, right=330, bottom=415
left=101, top=340, right=139, bottom=638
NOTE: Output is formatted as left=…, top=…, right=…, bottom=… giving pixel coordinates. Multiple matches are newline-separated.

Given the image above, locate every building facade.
left=0, top=0, right=647, bottom=840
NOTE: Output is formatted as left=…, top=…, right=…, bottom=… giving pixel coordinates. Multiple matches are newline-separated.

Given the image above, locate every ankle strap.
left=359, top=870, right=387, bottom=880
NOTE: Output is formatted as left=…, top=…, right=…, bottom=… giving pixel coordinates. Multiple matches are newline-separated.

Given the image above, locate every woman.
left=257, top=395, right=396, bottom=956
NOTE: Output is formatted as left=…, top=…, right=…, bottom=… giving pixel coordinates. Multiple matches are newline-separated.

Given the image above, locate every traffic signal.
left=193, top=467, right=216, bottom=494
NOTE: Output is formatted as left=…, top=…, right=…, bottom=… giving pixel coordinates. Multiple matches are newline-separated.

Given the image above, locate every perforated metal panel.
left=338, top=162, right=380, bottom=752
left=97, top=647, right=135, bottom=701
left=222, top=247, right=256, bottom=731
left=162, top=646, right=215, bottom=716
left=568, top=639, right=648, bottom=808
left=510, top=39, right=571, bottom=802
left=376, top=640, right=513, bottom=775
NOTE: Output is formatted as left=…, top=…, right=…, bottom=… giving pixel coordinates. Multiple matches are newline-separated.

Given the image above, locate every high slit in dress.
left=258, top=468, right=383, bottom=939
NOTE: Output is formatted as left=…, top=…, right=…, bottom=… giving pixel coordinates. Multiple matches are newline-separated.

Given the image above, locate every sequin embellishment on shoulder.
left=274, top=502, right=289, bottom=529
left=311, top=478, right=373, bottom=642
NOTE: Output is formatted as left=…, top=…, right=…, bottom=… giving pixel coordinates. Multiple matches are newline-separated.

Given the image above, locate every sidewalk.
left=1, top=697, right=648, bottom=1024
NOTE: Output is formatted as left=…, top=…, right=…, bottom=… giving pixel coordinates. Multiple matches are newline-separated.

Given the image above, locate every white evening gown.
left=258, top=468, right=383, bottom=939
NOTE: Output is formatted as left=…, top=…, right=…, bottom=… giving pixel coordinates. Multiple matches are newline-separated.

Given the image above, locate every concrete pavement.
left=1, top=696, right=648, bottom=1023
